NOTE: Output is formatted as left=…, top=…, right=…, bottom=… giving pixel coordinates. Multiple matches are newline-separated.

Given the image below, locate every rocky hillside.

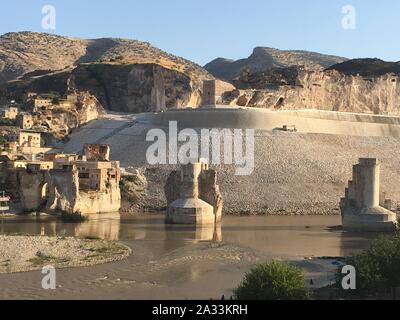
left=326, top=58, right=400, bottom=77
left=204, top=47, right=347, bottom=80
left=0, top=32, right=211, bottom=83
left=221, top=66, right=400, bottom=115
left=0, top=32, right=214, bottom=112
left=1, top=63, right=204, bottom=113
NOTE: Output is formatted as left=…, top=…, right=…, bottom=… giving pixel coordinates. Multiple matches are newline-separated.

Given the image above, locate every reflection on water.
left=0, top=213, right=380, bottom=257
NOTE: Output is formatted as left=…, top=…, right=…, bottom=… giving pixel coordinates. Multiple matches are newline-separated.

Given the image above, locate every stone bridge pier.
left=165, top=162, right=223, bottom=225
left=340, top=158, right=398, bottom=231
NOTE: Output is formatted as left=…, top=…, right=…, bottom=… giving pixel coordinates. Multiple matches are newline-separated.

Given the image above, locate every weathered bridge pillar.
left=340, top=158, right=398, bottom=231
left=165, top=161, right=223, bottom=225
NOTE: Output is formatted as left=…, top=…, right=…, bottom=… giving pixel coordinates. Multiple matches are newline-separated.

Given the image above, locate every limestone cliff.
left=0, top=63, right=205, bottom=113
left=31, top=92, right=104, bottom=139
left=0, top=32, right=212, bottom=113
left=222, top=69, right=400, bottom=115
left=69, top=63, right=203, bottom=111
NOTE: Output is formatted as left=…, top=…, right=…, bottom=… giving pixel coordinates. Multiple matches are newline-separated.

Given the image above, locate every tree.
left=234, top=261, right=310, bottom=300
left=338, top=233, right=400, bottom=299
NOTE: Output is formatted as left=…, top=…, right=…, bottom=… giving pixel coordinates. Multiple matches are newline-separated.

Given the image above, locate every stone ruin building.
left=0, top=144, right=121, bottom=216
left=202, top=80, right=236, bottom=106
left=165, top=161, right=223, bottom=225
left=340, top=158, right=398, bottom=231
left=0, top=105, right=18, bottom=120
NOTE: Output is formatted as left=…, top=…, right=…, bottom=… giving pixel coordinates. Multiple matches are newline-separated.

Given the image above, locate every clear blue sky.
left=1, top=0, right=399, bottom=65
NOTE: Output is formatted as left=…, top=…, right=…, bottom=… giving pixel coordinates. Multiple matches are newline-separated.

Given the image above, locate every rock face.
left=222, top=69, right=400, bottom=115
left=70, top=63, right=201, bottom=112
left=32, top=92, right=104, bottom=139
left=0, top=32, right=213, bottom=113
left=0, top=63, right=206, bottom=113
left=204, top=47, right=347, bottom=80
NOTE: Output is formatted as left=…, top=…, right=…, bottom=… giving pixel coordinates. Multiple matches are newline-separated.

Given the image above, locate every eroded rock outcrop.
left=222, top=69, right=400, bottom=115
left=0, top=63, right=207, bottom=113
left=69, top=63, right=203, bottom=111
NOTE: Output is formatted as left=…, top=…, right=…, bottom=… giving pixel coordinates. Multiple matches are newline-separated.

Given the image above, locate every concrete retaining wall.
left=146, top=108, right=400, bottom=138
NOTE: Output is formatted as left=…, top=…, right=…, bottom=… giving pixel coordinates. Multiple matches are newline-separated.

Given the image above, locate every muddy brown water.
left=0, top=213, right=379, bottom=300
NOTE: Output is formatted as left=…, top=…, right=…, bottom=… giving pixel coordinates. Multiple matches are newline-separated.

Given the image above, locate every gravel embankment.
left=62, top=117, right=400, bottom=215
left=138, top=132, right=400, bottom=215
left=0, top=235, right=131, bottom=274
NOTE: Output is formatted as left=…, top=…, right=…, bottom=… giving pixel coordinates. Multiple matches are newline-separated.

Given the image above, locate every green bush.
left=234, top=261, right=310, bottom=300
left=0, top=117, right=15, bottom=126
left=122, top=175, right=139, bottom=184
left=338, top=233, right=400, bottom=299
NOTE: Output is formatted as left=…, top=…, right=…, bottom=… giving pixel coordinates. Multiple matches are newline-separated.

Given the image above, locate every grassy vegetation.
left=80, top=240, right=129, bottom=262
left=234, top=261, right=310, bottom=300
left=28, top=255, right=70, bottom=267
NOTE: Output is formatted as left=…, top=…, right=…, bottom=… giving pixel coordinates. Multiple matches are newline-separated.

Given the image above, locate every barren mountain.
left=204, top=47, right=347, bottom=80
left=0, top=31, right=211, bottom=83
left=0, top=32, right=214, bottom=112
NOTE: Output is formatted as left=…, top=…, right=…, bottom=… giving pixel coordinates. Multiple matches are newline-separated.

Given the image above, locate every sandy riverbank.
left=0, top=235, right=131, bottom=274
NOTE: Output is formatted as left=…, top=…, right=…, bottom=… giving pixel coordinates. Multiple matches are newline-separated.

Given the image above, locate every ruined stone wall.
left=84, top=144, right=110, bottom=161
left=199, top=170, right=223, bottom=222
left=165, top=171, right=181, bottom=205
left=17, top=169, right=48, bottom=211
left=77, top=185, right=121, bottom=215
left=2, top=164, right=121, bottom=215
left=46, top=168, right=80, bottom=214
left=203, top=80, right=236, bottom=105
left=46, top=168, right=121, bottom=215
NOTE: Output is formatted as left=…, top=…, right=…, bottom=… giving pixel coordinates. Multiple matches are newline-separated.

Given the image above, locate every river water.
left=0, top=213, right=376, bottom=258
left=0, top=213, right=385, bottom=299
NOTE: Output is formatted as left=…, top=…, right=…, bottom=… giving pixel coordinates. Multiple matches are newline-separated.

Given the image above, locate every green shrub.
left=0, top=117, right=15, bottom=126
left=122, top=175, right=139, bottom=184
left=337, top=233, right=400, bottom=299
left=234, top=261, right=310, bottom=300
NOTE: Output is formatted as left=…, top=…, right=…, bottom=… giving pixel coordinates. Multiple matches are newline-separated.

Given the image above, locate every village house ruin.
left=0, top=144, right=121, bottom=216
left=1, top=130, right=52, bottom=160
left=0, top=105, right=18, bottom=120
left=202, top=80, right=236, bottom=106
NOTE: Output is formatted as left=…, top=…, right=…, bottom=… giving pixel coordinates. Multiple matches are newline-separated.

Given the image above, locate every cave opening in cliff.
left=274, top=97, right=284, bottom=109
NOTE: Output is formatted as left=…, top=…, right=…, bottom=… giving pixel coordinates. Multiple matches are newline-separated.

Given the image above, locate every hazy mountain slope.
left=204, top=47, right=348, bottom=80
